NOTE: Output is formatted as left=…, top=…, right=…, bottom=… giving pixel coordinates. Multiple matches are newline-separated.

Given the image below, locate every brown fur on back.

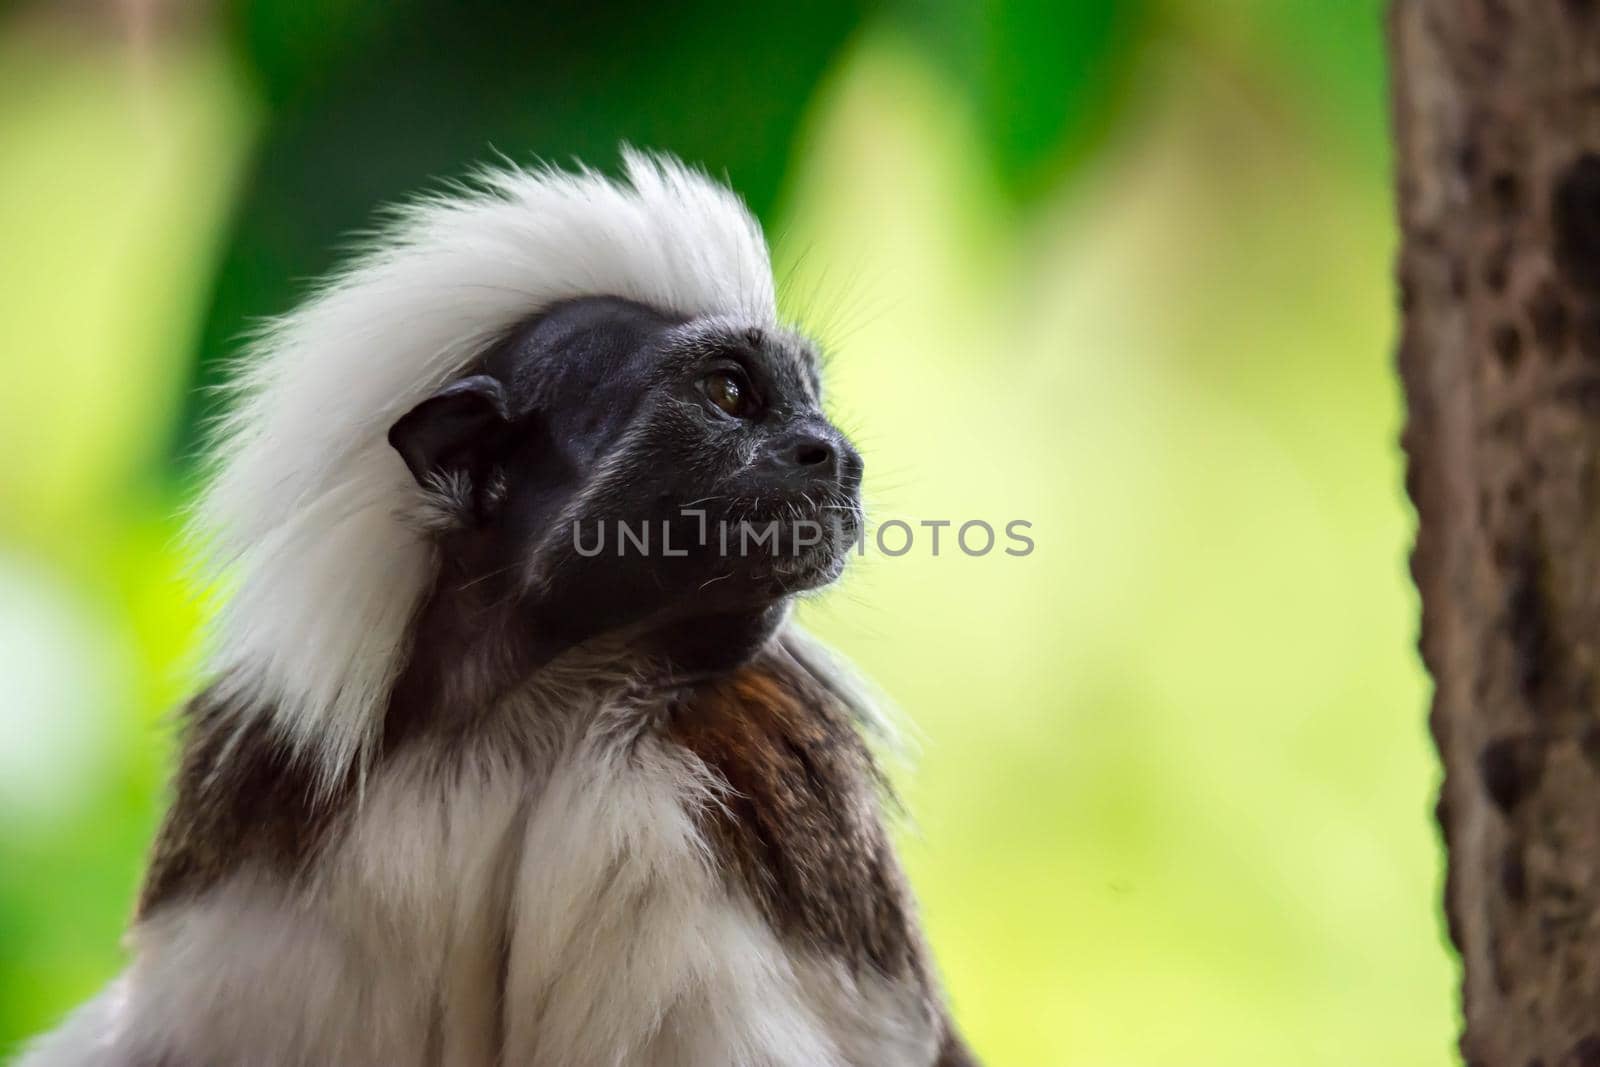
left=138, top=690, right=351, bottom=918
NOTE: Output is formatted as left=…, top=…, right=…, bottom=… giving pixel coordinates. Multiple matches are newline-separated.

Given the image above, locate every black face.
left=388, top=296, right=863, bottom=674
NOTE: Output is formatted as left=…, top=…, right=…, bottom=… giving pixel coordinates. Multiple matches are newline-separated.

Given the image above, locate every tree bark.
left=1394, top=2, right=1600, bottom=1062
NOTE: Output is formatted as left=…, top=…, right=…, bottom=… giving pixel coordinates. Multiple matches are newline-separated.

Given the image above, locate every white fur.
left=192, top=151, right=780, bottom=793
left=16, top=693, right=937, bottom=1067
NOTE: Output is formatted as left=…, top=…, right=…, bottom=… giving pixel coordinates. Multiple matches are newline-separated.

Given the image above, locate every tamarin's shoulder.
left=668, top=633, right=929, bottom=981
left=673, top=637, right=981, bottom=1061
left=138, top=689, right=341, bottom=920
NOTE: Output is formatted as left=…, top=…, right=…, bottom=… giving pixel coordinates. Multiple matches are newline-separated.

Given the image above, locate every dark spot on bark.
left=1451, top=260, right=1469, bottom=298
left=1505, top=532, right=1554, bottom=704
left=1405, top=456, right=1423, bottom=510
left=1488, top=407, right=1527, bottom=440
left=1577, top=307, right=1600, bottom=360
left=1456, top=140, right=1481, bottom=180
left=1490, top=929, right=1512, bottom=994
left=1530, top=283, right=1571, bottom=349
left=1491, top=170, right=1521, bottom=216
left=1471, top=31, right=1506, bottom=70
left=1479, top=735, right=1545, bottom=814
left=1493, top=322, right=1524, bottom=368
left=1566, top=0, right=1596, bottom=16
left=1501, top=843, right=1528, bottom=904
left=1574, top=1034, right=1600, bottom=1067
left=1492, top=536, right=1516, bottom=570
left=1581, top=723, right=1600, bottom=770
left=1484, top=242, right=1511, bottom=292
left=1556, top=374, right=1600, bottom=412
left=1554, top=154, right=1600, bottom=293
left=1547, top=874, right=1581, bottom=903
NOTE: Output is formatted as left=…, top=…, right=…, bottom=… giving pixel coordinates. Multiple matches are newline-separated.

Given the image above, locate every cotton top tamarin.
left=16, top=152, right=977, bottom=1067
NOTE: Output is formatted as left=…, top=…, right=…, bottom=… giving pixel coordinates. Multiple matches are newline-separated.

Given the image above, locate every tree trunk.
left=1393, top=2, right=1600, bottom=1062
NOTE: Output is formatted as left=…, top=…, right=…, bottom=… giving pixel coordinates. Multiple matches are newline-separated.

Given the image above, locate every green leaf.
left=893, top=0, right=1150, bottom=202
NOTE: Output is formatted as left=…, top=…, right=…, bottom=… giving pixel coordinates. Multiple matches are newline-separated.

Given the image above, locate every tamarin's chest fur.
left=665, top=661, right=925, bottom=981
left=138, top=642, right=971, bottom=1062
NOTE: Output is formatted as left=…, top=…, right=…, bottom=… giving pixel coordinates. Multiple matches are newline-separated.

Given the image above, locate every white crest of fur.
left=191, top=150, right=779, bottom=790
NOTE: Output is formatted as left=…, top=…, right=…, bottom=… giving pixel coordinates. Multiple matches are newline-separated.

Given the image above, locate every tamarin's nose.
left=791, top=437, right=835, bottom=469
left=766, top=429, right=863, bottom=493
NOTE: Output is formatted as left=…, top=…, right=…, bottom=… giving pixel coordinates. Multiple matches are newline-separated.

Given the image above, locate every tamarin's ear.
left=388, top=374, right=513, bottom=507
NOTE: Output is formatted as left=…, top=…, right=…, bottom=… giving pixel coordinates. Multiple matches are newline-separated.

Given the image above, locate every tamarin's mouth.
left=726, top=499, right=860, bottom=558
left=759, top=509, right=859, bottom=592
left=768, top=543, right=851, bottom=592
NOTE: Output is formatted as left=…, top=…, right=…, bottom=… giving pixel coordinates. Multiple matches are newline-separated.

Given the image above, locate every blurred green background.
left=0, top=1, right=1449, bottom=1064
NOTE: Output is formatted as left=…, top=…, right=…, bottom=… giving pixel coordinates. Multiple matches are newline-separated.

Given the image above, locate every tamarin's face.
left=389, top=296, right=863, bottom=669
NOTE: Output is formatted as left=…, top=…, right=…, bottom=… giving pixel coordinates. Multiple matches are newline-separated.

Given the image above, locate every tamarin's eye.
left=701, top=370, right=758, bottom=418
